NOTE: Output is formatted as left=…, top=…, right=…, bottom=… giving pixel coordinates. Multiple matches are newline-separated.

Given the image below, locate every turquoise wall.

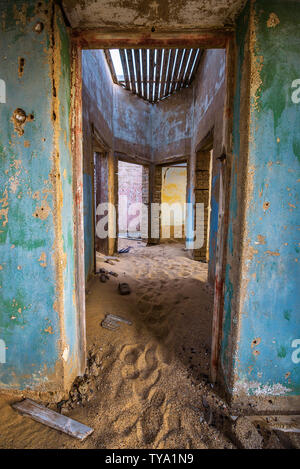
left=0, top=1, right=78, bottom=389
left=55, top=9, right=78, bottom=376
left=222, top=0, right=300, bottom=397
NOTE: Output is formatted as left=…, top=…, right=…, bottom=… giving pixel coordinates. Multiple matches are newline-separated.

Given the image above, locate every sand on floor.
left=0, top=241, right=236, bottom=448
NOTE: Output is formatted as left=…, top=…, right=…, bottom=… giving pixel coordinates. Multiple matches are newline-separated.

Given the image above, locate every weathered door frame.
left=210, top=38, right=235, bottom=383
left=70, top=32, right=235, bottom=381
left=194, top=135, right=214, bottom=263
left=92, top=126, right=110, bottom=268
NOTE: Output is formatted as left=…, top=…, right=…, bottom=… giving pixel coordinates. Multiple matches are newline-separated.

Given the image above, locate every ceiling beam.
left=159, top=49, right=170, bottom=99
left=176, top=49, right=190, bottom=90
left=153, top=49, right=162, bottom=103
left=141, top=49, right=148, bottom=100
left=103, top=50, right=118, bottom=84
left=149, top=50, right=155, bottom=103
left=119, top=49, right=130, bottom=90
left=189, top=49, right=204, bottom=84
left=126, top=49, right=136, bottom=95
left=72, top=30, right=233, bottom=49
left=134, top=49, right=142, bottom=97
left=165, top=49, right=176, bottom=97
left=170, top=49, right=183, bottom=94
left=183, top=49, right=198, bottom=85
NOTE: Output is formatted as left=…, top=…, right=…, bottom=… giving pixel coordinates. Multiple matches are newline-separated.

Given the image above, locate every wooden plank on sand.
left=12, top=399, right=94, bottom=440
left=247, top=415, right=300, bottom=433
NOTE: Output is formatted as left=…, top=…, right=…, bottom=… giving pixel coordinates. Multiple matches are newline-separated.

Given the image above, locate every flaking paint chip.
left=267, top=12, right=280, bottom=28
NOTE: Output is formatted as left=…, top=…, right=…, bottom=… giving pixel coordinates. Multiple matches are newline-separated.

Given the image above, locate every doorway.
left=118, top=160, right=143, bottom=242
left=161, top=163, right=187, bottom=242
left=71, top=37, right=234, bottom=445
left=93, top=151, right=109, bottom=260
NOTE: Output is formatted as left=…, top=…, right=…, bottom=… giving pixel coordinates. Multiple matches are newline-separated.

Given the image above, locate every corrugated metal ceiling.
left=105, top=48, right=203, bottom=104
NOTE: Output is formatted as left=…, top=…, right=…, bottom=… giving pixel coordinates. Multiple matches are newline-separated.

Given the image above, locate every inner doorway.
left=71, top=37, right=234, bottom=449
left=118, top=160, right=143, bottom=241
left=161, top=163, right=187, bottom=242
left=93, top=151, right=109, bottom=261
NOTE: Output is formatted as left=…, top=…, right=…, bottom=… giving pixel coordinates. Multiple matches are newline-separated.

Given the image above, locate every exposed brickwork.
left=148, top=165, right=162, bottom=244
left=141, top=165, right=149, bottom=241
left=193, top=150, right=211, bottom=261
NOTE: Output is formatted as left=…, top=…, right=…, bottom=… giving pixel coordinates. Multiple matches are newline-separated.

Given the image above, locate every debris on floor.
left=12, top=399, right=93, bottom=441
left=109, top=271, right=118, bottom=277
left=107, top=313, right=132, bottom=325
left=105, top=255, right=120, bottom=261
left=101, top=317, right=120, bottom=330
left=105, top=259, right=115, bottom=265
left=247, top=415, right=300, bottom=433
left=118, top=282, right=131, bottom=295
left=96, top=252, right=120, bottom=262
left=101, top=313, right=132, bottom=330
left=118, top=246, right=132, bottom=254
left=1, top=241, right=298, bottom=449
left=99, top=273, right=108, bottom=283
left=96, top=268, right=118, bottom=280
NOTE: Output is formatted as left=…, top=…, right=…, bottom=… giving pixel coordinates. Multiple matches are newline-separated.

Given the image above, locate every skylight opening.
left=110, top=49, right=124, bottom=82
left=106, top=48, right=202, bottom=103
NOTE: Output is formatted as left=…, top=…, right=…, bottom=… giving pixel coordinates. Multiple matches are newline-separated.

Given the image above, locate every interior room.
left=0, top=0, right=299, bottom=450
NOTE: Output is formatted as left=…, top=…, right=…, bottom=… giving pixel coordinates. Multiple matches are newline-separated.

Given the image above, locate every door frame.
left=71, top=32, right=235, bottom=381
left=92, top=126, right=110, bottom=269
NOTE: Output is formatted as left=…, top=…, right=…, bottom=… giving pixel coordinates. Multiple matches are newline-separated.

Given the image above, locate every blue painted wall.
left=0, top=1, right=79, bottom=390
left=222, top=0, right=300, bottom=397
left=55, top=8, right=78, bottom=378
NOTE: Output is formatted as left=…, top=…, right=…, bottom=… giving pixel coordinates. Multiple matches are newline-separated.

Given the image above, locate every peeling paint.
left=33, top=199, right=51, bottom=220
left=38, top=252, right=47, bottom=267
left=222, top=0, right=300, bottom=400
left=267, top=12, right=280, bottom=28
left=234, top=379, right=292, bottom=396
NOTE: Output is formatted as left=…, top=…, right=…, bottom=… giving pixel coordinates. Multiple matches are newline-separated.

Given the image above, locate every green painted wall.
left=222, top=0, right=300, bottom=399
left=0, top=1, right=79, bottom=390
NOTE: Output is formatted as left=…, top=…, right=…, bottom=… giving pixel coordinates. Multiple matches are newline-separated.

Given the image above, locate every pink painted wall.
left=118, top=161, right=143, bottom=236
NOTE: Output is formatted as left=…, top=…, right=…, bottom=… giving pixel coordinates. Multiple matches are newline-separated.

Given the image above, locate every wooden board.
left=12, top=399, right=94, bottom=441
left=247, top=415, right=300, bottom=433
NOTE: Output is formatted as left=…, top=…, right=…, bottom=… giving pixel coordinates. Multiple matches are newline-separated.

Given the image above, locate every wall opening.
left=93, top=151, right=109, bottom=260
left=118, top=160, right=143, bottom=242
left=161, top=163, right=187, bottom=242
left=193, top=149, right=213, bottom=262
left=76, top=41, right=232, bottom=439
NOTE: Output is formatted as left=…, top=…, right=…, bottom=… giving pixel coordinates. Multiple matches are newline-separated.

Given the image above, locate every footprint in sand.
left=121, top=365, right=140, bottom=380
left=149, top=389, right=165, bottom=408
left=120, top=344, right=144, bottom=364
left=140, top=294, right=152, bottom=302
left=112, top=406, right=140, bottom=436
left=137, top=346, right=158, bottom=379
left=182, top=271, right=191, bottom=278
left=133, top=368, right=160, bottom=400
left=155, top=431, right=195, bottom=449
left=113, top=377, right=134, bottom=400
left=137, top=300, right=153, bottom=318
left=120, top=344, right=144, bottom=379
left=137, top=405, right=163, bottom=444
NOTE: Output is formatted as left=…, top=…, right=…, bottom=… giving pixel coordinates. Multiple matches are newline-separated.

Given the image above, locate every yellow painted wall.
left=161, top=166, right=187, bottom=239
